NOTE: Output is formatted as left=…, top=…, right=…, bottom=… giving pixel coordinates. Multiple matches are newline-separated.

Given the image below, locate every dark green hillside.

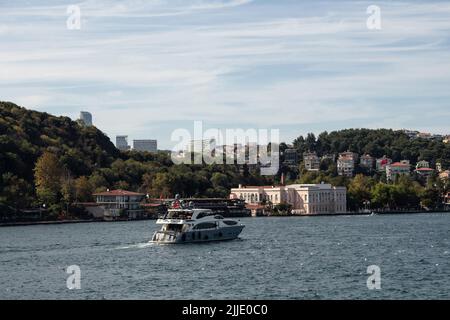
left=0, top=101, right=119, bottom=182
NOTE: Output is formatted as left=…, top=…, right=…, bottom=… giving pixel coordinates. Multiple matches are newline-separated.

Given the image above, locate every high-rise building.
left=116, top=135, right=130, bottom=151
left=79, top=111, right=92, bottom=126
left=133, top=139, right=157, bottom=152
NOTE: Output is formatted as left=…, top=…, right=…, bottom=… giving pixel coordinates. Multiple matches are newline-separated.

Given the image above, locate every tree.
left=0, top=173, right=32, bottom=212
left=150, top=172, right=171, bottom=198
left=210, top=172, right=229, bottom=189
left=348, top=174, right=374, bottom=211
left=61, top=170, right=75, bottom=215
left=34, top=151, right=63, bottom=205
left=371, top=182, right=393, bottom=209
left=74, top=176, right=93, bottom=202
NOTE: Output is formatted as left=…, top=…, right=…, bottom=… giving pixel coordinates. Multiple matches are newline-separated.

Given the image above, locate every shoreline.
left=1, top=210, right=448, bottom=227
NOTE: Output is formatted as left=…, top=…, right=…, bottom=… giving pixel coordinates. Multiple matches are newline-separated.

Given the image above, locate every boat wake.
left=115, top=242, right=154, bottom=250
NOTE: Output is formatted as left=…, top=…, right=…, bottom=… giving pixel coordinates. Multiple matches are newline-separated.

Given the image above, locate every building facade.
left=337, top=152, right=358, bottom=177
left=116, top=135, right=130, bottom=151
left=386, top=160, right=410, bottom=181
left=303, top=152, right=320, bottom=171
left=79, top=111, right=92, bottom=126
left=230, top=183, right=347, bottom=215
left=360, top=154, right=374, bottom=169
left=93, top=189, right=145, bottom=220
left=376, top=156, right=392, bottom=172
left=283, top=148, right=299, bottom=167
left=133, top=139, right=157, bottom=152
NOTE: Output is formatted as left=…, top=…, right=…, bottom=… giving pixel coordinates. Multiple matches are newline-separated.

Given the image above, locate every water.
left=0, top=213, right=449, bottom=299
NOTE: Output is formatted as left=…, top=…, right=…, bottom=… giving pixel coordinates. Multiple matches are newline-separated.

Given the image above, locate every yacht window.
left=193, top=222, right=217, bottom=230
left=196, top=211, right=214, bottom=219
left=223, top=220, right=237, bottom=226
left=165, top=224, right=183, bottom=231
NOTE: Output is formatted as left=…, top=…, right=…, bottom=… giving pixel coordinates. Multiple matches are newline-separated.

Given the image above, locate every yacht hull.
left=151, top=225, right=244, bottom=244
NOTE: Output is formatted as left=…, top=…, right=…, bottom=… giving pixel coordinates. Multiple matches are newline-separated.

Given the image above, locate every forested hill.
left=1, top=101, right=449, bottom=217
left=292, top=128, right=450, bottom=167
left=0, top=101, right=119, bottom=182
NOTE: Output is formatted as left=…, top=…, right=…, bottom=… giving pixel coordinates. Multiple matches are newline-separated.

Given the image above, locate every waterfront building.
left=116, top=135, right=130, bottom=151
left=337, top=151, right=358, bottom=177
left=360, top=154, right=374, bottom=169
left=303, top=152, right=320, bottom=171
left=230, top=183, right=347, bottom=215
left=93, top=189, right=146, bottom=220
left=133, top=139, right=157, bottom=152
left=376, top=156, right=392, bottom=172
left=386, top=160, right=410, bottom=181
left=79, top=111, right=92, bottom=126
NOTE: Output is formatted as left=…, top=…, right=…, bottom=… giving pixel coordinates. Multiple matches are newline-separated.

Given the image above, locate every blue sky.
left=1, top=0, right=450, bottom=149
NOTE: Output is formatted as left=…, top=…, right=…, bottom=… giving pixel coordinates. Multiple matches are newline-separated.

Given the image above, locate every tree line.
left=1, top=101, right=449, bottom=219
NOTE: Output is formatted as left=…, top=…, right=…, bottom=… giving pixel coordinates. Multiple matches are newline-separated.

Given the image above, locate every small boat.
left=151, top=208, right=245, bottom=244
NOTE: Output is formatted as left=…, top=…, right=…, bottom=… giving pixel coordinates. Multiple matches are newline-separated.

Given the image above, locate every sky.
left=1, top=0, right=450, bottom=150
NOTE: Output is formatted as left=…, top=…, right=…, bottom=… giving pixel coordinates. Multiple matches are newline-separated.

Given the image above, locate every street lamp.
left=40, top=203, right=46, bottom=220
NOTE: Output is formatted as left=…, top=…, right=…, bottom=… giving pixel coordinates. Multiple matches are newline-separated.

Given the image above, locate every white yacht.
left=151, top=208, right=245, bottom=244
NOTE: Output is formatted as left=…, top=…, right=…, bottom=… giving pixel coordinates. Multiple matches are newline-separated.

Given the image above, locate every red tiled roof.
left=93, top=189, right=145, bottom=196
left=390, top=162, right=410, bottom=167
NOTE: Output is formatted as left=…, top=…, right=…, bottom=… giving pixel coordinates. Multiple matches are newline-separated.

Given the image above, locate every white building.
left=79, top=111, right=92, bottom=126
left=133, top=139, right=157, bottom=152
left=230, top=183, right=347, bottom=215
left=116, top=135, right=130, bottom=151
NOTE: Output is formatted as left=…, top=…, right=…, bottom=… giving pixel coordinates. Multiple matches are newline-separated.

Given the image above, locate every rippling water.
left=1, top=213, right=449, bottom=299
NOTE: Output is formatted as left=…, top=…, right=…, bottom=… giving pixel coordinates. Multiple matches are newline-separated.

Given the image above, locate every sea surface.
left=0, top=213, right=449, bottom=299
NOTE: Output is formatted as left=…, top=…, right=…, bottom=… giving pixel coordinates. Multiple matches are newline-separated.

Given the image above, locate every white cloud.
left=1, top=0, right=450, bottom=147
